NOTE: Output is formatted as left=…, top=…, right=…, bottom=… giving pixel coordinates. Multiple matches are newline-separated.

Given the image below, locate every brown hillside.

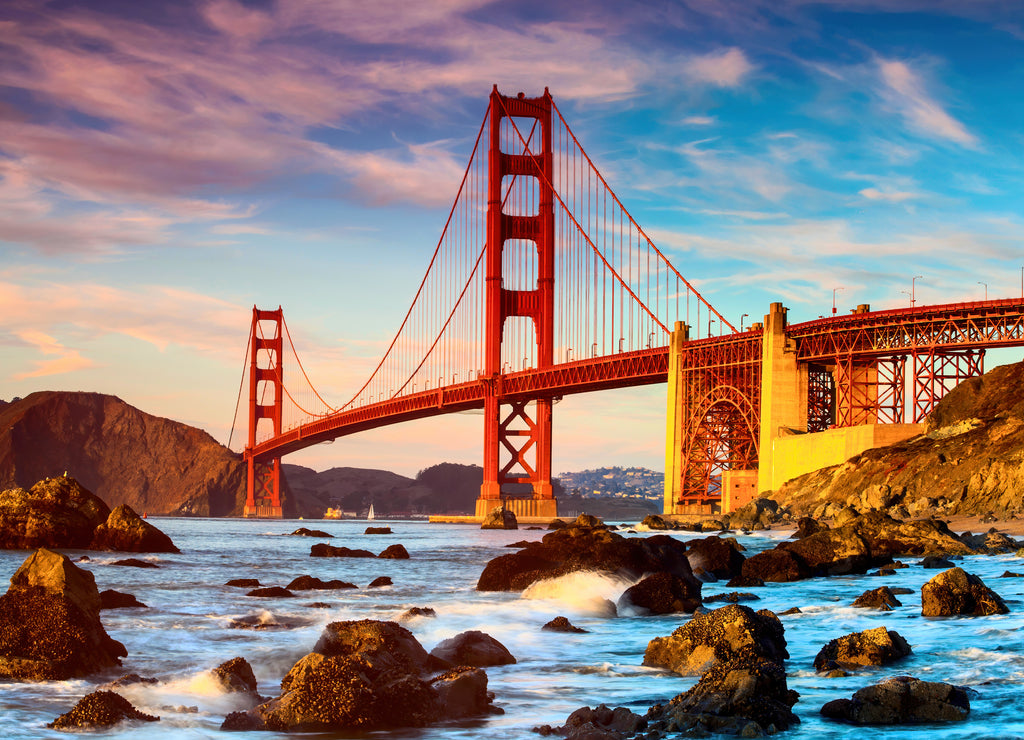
left=771, top=360, right=1024, bottom=519
left=0, top=391, right=247, bottom=516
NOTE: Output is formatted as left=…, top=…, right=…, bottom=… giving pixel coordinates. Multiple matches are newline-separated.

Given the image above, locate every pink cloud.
left=876, top=59, right=977, bottom=146
left=11, top=330, right=97, bottom=380
left=684, top=48, right=754, bottom=87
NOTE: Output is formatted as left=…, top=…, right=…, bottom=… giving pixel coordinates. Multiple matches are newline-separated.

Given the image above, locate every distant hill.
left=0, top=391, right=251, bottom=516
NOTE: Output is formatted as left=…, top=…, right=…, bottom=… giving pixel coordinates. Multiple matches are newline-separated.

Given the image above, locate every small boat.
left=367, top=503, right=376, bottom=521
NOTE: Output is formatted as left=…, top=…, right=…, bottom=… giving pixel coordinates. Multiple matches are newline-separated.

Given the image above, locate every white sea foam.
left=521, top=571, right=634, bottom=616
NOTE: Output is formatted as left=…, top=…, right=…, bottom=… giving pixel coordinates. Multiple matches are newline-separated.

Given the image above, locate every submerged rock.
left=378, top=544, right=410, bottom=559
left=814, top=626, right=911, bottom=672
left=536, top=704, right=646, bottom=739
left=286, top=575, right=356, bottom=590
left=309, top=543, right=376, bottom=558
left=365, top=526, right=392, bottom=534
left=368, top=576, right=392, bottom=588
left=542, top=616, right=588, bottom=633
left=430, top=630, right=516, bottom=667
left=852, top=586, right=903, bottom=611
left=48, top=690, right=158, bottom=729
left=644, top=604, right=787, bottom=676
left=245, top=586, right=295, bottom=598
left=0, top=548, right=127, bottom=679
left=289, top=527, right=332, bottom=538
left=99, top=589, right=147, bottom=609
left=921, top=567, right=1009, bottom=616
left=821, top=676, right=970, bottom=724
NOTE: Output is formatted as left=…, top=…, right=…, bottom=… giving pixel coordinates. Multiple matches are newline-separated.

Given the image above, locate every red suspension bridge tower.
left=480, top=88, right=557, bottom=518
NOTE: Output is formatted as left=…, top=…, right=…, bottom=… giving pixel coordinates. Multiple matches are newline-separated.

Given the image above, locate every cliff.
left=771, top=360, right=1024, bottom=520
left=0, top=392, right=248, bottom=516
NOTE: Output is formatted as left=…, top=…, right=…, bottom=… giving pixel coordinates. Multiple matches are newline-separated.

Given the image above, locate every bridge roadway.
left=248, top=296, right=1024, bottom=463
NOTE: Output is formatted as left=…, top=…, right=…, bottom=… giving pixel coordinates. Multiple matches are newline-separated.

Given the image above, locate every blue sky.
left=1, top=0, right=1022, bottom=477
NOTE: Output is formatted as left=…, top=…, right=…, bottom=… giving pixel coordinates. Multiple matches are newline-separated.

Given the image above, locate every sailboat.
left=367, top=503, right=376, bottom=521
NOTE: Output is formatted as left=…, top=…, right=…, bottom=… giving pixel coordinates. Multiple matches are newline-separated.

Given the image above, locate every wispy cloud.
left=876, top=58, right=977, bottom=147
left=859, top=187, right=917, bottom=203
left=684, top=48, right=754, bottom=87
left=682, top=115, right=717, bottom=126
left=12, top=330, right=96, bottom=380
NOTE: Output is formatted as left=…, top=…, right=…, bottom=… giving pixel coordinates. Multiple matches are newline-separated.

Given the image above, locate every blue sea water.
left=1, top=518, right=1023, bottom=739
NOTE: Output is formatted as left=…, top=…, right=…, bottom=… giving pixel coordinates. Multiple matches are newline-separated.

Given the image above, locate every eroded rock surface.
left=90, top=504, right=178, bottom=553
left=48, top=690, right=158, bottom=729
left=643, top=604, right=787, bottom=676
left=0, top=548, right=127, bottom=679
left=813, top=626, right=911, bottom=672
left=921, top=567, right=1009, bottom=616
left=430, top=630, right=516, bottom=667
left=821, top=676, right=970, bottom=724
left=618, top=571, right=701, bottom=615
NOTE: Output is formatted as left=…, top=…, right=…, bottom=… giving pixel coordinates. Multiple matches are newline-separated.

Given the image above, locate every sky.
left=1, top=0, right=1023, bottom=478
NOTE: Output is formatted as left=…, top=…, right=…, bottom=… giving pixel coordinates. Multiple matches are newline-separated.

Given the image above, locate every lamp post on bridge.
left=900, top=290, right=912, bottom=307
left=911, top=275, right=922, bottom=307
left=827, top=286, right=843, bottom=315
left=740, top=313, right=749, bottom=331
left=978, top=281, right=988, bottom=301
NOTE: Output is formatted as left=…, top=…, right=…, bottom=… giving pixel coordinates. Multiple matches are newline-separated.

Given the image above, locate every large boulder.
left=48, top=690, right=158, bottom=729
left=212, top=657, right=260, bottom=695
left=852, top=586, right=903, bottom=611
left=429, top=630, right=516, bottom=667
left=617, top=571, right=701, bottom=615
left=684, top=536, right=746, bottom=580
left=309, top=543, right=376, bottom=558
left=249, top=620, right=499, bottom=731
left=536, top=704, right=647, bottom=739
left=646, top=655, right=799, bottom=735
left=727, top=498, right=784, bottom=530
left=921, top=567, right=1009, bottom=616
left=477, top=523, right=695, bottom=591
left=0, top=548, right=127, bottom=679
left=643, top=604, right=787, bottom=676
left=0, top=476, right=110, bottom=549
left=821, top=676, right=970, bottom=724
left=89, top=504, right=178, bottom=553
left=813, top=626, right=911, bottom=672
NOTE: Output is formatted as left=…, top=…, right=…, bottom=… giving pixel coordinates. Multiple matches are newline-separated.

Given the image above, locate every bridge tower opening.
left=477, top=87, right=558, bottom=519
left=244, top=306, right=284, bottom=518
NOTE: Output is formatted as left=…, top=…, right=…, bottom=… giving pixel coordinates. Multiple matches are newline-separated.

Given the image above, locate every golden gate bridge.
left=229, top=87, right=1024, bottom=519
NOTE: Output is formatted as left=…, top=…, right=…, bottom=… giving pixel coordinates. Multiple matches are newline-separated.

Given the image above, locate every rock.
left=99, top=589, right=147, bottom=609
left=547, top=518, right=568, bottom=530
left=399, top=607, right=436, bottom=620
left=477, top=524, right=696, bottom=592
left=726, top=574, right=765, bottom=588
left=430, top=666, right=497, bottom=718
left=430, top=630, right=516, bottom=667
left=111, top=558, right=159, bottom=568
left=368, top=576, right=392, bottom=588
left=539, top=704, right=647, bottom=739
left=542, top=616, right=587, bottom=633
left=647, top=655, right=799, bottom=734
left=222, top=710, right=267, bottom=731
left=379, top=544, right=410, bottom=559
left=0, top=476, right=110, bottom=549
left=922, top=555, right=955, bottom=568
left=246, top=586, right=295, bottom=598
left=290, top=527, right=332, bottom=537
left=704, top=591, right=760, bottom=604
left=921, top=567, right=1009, bottom=616
left=641, top=514, right=673, bottom=530
left=727, top=498, right=784, bottom=530
left=643, top=604, right=787, bottom=676
left=820, top=676, right=970, bottom=724
left=852, top=586, right=903, bottom=610
left=618, top=571, right=702, bottom=615
left=212, top=657, right=259, bottom=695
left=481, top=506, right=518, bottom=530
left=226, top=578, right=261, bottom=587
left=365, top=526, right=392, bottom=534
left=0, top=548, right=127, bottom=679
left=104, top=673, right=159, bottom=688
left=89, top=504, right=178, bottom=552
left=792, top=516, right=827, bottom=539
left=742, top=512, right=972, bottom=583
left=249, top=619, right=499, bottom=732
left=309, top=543, right=376, bottom=557
left=229, top=612, right=305, bottom=630
left=286, top=575, right=357, bottom=590
left=47, top=690, right=158, bottom=729
left=813, top=626, right=911, bottom=672
left=573, top=513, right=605, bottom=528
left=1000, top=571, right=1024, bottom=578
left=685, top=536, right=746, bottom=580
left=778, top=607, right=801, bottom=615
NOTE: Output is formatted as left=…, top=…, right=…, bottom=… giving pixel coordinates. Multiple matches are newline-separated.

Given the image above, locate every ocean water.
left=1, top=518, right=1023, bottom=739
